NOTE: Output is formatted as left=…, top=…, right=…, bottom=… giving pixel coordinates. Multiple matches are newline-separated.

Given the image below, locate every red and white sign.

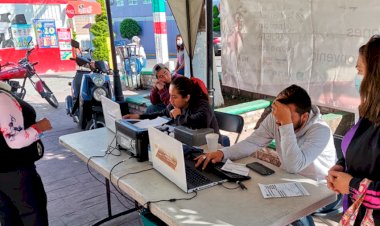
left=66, top=1, right=101, bottom=18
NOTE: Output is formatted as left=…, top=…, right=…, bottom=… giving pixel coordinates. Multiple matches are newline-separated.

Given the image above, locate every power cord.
left=85, top=135, right=133, bottom=209
left=219, top=181, right=247, bottom=190
left=142, top=191, right=198, bottom=210
left=108, top=160, right=136, bottom=204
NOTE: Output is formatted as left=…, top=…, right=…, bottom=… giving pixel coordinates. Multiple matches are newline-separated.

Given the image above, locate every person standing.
left=327, top=36, right=380, bottom=225
left=130, top=36, right=146, bottom=68
left=0, top=81, right=52, bottom=226
left=174, top=34, right=185, bottom=76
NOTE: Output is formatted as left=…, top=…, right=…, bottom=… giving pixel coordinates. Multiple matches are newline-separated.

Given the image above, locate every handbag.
left=339, top=178, right=374, bottom=226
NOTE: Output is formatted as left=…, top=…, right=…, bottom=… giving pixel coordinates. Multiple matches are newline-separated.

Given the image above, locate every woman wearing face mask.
left=326, top=36, right=380, bottom=225
left=124, top=76, right=219, bottom=133
left=174, top=34, right=185, bottom=76
left=354, top=45, right=365, bottom=93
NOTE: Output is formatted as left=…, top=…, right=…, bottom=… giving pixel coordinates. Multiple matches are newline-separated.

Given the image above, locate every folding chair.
left=214, top=111, right=244, bottom=146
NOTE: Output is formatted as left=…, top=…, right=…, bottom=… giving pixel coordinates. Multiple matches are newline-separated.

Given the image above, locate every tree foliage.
left=120, top=18, right=141, bottom=40
left=90, top=0, right=109, bottom=61
left=213, top=5, right=220, bottom=32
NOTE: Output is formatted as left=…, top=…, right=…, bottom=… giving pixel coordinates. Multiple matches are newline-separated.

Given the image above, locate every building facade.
left=111, top=0, right=179, bottom=57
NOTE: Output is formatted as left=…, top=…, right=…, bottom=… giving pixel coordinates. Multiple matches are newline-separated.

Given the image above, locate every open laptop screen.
left=101, top=96, right=122, bottom=133
left=148, top=127, right=188, bottom=192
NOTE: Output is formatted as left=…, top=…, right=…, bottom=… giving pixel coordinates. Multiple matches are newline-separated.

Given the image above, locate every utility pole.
left=104, top=0, right=124, bottom=101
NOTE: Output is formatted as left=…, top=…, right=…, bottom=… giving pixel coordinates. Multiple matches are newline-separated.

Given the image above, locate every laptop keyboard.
left=185, top=166, right=212, bottom=187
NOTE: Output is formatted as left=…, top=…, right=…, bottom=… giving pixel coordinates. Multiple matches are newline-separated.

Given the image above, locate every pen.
left=236, top=181, right=247, bottom=190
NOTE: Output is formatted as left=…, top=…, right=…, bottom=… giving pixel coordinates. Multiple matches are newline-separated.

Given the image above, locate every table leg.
left=106, top=178, right=112, bottom=217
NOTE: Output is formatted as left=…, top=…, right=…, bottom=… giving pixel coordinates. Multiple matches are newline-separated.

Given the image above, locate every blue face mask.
left=354, top=74, right=363, bottom=93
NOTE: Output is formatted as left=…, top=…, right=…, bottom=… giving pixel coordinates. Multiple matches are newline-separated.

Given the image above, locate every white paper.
left=133, top=117, right=170, bottom=129
left=221, top=159, right=250, bottom=176
left=258, top=182, right=310, bottom=198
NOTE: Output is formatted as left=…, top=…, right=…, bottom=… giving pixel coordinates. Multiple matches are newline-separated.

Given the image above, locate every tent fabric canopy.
left=167, top=0, right=204, bottom=59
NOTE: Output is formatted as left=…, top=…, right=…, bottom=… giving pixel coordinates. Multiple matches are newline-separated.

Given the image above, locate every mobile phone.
left=246, top=162, right=275, bottom=176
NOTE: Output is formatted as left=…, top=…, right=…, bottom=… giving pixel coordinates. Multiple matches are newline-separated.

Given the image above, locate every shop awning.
left=66, top=1, right=102, bottom=18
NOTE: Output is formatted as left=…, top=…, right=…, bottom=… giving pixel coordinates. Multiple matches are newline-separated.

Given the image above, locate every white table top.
left=59, top=128, right=336, bottom=226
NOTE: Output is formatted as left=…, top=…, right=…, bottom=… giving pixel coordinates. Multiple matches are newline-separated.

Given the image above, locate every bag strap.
left=339, top=178, right=373, bottom=226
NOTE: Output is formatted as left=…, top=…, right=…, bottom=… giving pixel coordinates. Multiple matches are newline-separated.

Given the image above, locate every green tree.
left=119, top=18, right=141, bottom=40
left=213, top=5, right=220, bottom=32
left=90, top=0, right=109, bottom=61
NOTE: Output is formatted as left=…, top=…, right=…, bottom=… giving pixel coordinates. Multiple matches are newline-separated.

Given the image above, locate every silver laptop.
left=148, top=127, right=226, bottom=193
left=101, top=96, right=122, bottom=133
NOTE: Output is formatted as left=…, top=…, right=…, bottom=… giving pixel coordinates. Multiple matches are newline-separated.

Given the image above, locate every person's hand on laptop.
left=195, top=150, right=224, bottom=170
left=123, top=114, right=140, bottom=119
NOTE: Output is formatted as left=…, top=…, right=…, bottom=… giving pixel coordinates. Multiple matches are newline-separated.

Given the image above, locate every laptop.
left=101, top=96, right=122, bottom=133
left=148, top=127, right=226, bottom=193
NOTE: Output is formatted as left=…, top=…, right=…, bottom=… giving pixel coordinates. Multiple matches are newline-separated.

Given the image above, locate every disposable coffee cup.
left=206, top=133, right=219, bottom=151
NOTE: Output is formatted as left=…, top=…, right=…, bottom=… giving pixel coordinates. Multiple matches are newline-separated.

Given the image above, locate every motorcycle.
left=65, top=40, right=113, bottom=130
left=0, top=39, right=59, bottom=108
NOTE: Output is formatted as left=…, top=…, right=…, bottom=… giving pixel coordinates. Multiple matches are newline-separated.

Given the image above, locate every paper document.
left=221, top=159, right=250, bottom=176
left=133, top=117, right=170, bottom=129
left=258, top=182, right=310, bottom=198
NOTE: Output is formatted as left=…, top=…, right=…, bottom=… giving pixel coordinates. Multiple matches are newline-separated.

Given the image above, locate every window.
left=128, top=0, right=138, bottom=5
left=143, top=0, right=151, bottom=4
left=116, top=0, right=124, bottom=6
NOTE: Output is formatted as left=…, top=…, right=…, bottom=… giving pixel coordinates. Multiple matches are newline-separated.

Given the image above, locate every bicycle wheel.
left=41, top=81, right=59, bottom=108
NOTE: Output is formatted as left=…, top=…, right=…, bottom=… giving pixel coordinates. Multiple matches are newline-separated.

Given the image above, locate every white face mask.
left=354, top=74, right=363, bottom=93
left=176, top=40, right=183, bottom=46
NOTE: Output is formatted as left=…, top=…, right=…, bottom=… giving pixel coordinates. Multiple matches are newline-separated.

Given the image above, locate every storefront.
left=0, top=0, right=101, bottom=73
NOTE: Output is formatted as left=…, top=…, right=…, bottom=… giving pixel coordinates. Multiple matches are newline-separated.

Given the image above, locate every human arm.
left=139, top=105, right=172, bottom=120
left=221, top=113, right=275, bottom=161
left=279, top=123, right=333, bottom=174
left=138, top=46, right=146, bottom=59
left=174, top=100, right=210, bottom=129
left=326, top=164, right=345, bottom=193
left=0, top=93, right=51, bottom=149
left=329, top=171, right=380, bottom=209
left=174, top=51, right=184, bottom=73
left=150, top=83, right=170, bottom=105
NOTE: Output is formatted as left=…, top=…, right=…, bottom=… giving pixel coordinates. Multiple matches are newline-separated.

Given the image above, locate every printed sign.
left=33, top=19, right=58, bottom=48
left=11, top=24, right=33, bottom=50
left=57, top=28, right=73, bottom=60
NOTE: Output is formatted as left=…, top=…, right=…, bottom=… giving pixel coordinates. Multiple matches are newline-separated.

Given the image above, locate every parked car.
left=213, top=36, right=221, bottom=56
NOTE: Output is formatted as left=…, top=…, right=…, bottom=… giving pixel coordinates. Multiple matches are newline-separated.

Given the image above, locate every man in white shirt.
left=196, top=84, right=336, bottom=181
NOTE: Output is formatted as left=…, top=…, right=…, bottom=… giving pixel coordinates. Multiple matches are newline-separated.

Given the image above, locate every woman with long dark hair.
left=124, top=76, right=219, bottom=133
left=327, top=35, right=380, bottom=225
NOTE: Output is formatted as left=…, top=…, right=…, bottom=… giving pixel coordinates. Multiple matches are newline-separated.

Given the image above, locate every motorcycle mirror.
left=71, top=39, right=80, bottom=48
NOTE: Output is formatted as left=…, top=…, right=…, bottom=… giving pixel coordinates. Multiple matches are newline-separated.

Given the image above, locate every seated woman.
left=124, top=76, right=219, bottom=133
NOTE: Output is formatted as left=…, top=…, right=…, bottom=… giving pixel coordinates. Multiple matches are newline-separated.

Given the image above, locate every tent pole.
left=185, top=0, right=193, bottom=77
left=206, top=0, right=214, bottom=107
left=105, top=0, right=124, bottom=101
